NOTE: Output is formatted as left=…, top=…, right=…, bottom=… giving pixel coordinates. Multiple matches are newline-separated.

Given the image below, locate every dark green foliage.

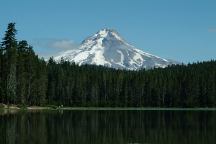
left=0, top=23, right=47, bottom=106
left=1, top=23, right=17, bottom=104
left=44, top=60, right=216, bottom=107
left=0, top=23, right=215, bottom=107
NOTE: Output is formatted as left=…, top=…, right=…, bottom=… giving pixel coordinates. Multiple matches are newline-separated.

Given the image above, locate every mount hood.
left=54, top=29, right=176, bottom=70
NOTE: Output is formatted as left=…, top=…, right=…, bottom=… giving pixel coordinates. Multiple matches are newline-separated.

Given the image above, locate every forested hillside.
left=0, top=23, right=215, bottom=107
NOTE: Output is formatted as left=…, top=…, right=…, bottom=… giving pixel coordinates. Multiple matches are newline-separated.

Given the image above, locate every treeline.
left=0, top=23, right=47, bottom=106
left=0, top=23, right=215, bottom=107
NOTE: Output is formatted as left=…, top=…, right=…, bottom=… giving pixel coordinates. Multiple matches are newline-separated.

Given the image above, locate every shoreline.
left=0, top=104, right=216, bottom=111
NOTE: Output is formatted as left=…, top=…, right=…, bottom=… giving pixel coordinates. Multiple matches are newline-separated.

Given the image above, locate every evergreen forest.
left=0, top=23, right=215, bottom=107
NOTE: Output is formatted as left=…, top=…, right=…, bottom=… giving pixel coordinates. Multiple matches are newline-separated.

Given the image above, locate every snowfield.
left=54, top=29, right=176, bottom=70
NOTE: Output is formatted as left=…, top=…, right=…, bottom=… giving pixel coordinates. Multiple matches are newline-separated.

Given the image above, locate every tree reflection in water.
left=0, top=110, right=215, bottom=144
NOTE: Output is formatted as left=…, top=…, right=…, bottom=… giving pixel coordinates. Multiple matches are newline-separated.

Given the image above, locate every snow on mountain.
left=54, top=29, right=176, bottom=70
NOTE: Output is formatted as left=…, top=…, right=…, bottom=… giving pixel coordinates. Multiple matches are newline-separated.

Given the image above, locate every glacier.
left=54, top=29, right=176, bottom=70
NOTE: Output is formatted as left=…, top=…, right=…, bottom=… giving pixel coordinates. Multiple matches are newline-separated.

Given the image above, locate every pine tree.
left=1, top=23, right=17, bottom=104
left=0, top=43, right=4, bottom=103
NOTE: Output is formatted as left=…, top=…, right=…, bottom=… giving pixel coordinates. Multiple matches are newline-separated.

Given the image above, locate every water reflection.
left=0, top=110, right=215, bottom=144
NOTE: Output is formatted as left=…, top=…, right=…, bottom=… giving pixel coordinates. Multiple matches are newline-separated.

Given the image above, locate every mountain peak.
left=55, top=29, right=177, bottom=70
left=97, top=28, right=118, bottom=35
left=82, top=28, right=123, bottom=43
left=98, top=28, right=123, bottom=40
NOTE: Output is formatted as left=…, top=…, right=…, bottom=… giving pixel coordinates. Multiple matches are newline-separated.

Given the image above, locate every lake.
left=0, top=109, right=215, bottom=144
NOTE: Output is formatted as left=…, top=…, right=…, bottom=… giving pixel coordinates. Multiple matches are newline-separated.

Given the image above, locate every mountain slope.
left=54, top=29, right=176, bottom=70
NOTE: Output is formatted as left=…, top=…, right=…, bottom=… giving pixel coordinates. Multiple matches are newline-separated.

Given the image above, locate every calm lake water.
left=0, top=109, right=215, bottom=144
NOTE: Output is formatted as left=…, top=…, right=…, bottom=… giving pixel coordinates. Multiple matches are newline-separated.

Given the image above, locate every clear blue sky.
left=0, top=0, right=216, bottom=63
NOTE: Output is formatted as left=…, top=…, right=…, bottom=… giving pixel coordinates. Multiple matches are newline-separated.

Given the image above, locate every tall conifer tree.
left=1, top=23, right=17, bottom=104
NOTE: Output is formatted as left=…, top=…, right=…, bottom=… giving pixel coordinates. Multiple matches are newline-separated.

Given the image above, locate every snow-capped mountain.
left=54, top=29, right=176, bottom=70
